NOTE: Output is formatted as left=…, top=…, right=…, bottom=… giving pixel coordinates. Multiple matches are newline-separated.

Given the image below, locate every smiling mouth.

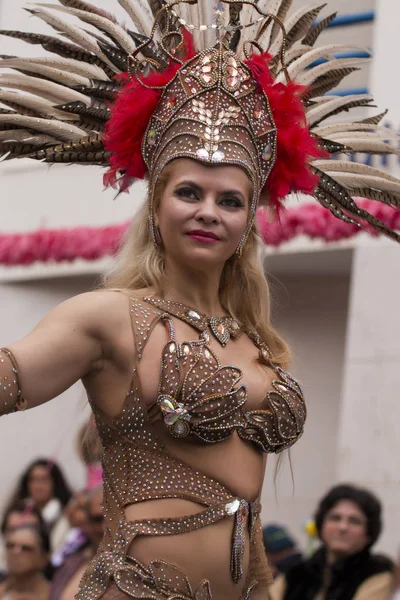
left=187, top=230, right=220, bottom=243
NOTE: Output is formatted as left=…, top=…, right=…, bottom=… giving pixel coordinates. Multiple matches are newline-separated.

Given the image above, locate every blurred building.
left=0, top=0, right=398, bottom=557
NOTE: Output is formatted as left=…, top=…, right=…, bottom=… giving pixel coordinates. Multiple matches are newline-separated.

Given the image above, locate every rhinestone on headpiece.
left=143, top=44, right=277, bottom=251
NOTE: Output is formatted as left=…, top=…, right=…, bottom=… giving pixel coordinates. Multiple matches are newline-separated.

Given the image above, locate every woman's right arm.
left=0, top=290, right=130, bottom=416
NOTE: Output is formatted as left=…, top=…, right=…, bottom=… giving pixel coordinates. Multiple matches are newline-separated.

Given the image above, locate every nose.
left=194, top=194, right=220, bottom=224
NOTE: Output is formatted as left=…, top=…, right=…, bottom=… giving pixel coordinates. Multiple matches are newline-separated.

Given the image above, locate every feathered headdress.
left=1, top=0, right=399, bottom=244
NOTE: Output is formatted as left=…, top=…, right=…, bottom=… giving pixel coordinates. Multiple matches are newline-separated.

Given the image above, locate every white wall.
left=261, top=272, right=351, bottom=550
left=0, top=276, right=95, bottom=513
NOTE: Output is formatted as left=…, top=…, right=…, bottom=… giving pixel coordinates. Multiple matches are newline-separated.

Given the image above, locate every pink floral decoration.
left=0, top=200, right=398, bottom=266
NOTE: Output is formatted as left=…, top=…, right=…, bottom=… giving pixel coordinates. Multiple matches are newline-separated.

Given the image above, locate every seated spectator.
left=269, top=484, right=394, bottom=600
left=49, top=487, right=104, bottom=600
left=0, top=500, right=45, bottom=576
left=51, top=491, right=90, bottom=568
left=392, top=554, right=400, bottom=600
left=263, top=524, right=303, bottom=578
left=6, top=459, right=72, bottom=561
left=0, top=524, right=51, bottom=600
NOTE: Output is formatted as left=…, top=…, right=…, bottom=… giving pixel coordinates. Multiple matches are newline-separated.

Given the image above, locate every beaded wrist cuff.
left=0, top=348, right=27, bottom=416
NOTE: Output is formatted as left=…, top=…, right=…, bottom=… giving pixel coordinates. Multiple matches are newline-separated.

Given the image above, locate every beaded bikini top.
left=140, top=296, right=306, bottom=453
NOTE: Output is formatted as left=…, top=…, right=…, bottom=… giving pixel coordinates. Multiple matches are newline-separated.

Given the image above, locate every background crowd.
left=0, top=426, right=398, bottom=600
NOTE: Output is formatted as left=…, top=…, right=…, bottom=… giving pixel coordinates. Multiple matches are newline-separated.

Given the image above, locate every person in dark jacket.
left=269, top=484, right=394, bottom=600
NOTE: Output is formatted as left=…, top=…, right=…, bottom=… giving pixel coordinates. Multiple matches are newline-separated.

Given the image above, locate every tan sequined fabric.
left=77, top=296, right=306, bottom=600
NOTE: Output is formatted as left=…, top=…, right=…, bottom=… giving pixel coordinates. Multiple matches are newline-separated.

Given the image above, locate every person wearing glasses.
left=0, top=524, right=50, bottom=600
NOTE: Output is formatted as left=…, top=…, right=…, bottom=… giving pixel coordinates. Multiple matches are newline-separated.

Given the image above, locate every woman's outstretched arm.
left=0, top=290, right=129, bottom=415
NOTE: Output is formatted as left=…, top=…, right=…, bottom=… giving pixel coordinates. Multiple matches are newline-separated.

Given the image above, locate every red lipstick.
left=187, top=230, right=220, bottom=243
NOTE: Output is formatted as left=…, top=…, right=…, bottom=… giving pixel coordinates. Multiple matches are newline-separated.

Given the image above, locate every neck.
left=162, top=259, right=225, bottom=316
left=7, top=573, right=45, bottom=593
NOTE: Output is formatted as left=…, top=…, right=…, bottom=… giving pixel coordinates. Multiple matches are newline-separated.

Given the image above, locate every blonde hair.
left=104, top=166, right=291, bottom=367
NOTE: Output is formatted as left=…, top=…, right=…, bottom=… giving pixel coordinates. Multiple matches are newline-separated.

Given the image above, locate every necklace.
left=143, top=296, right=242, bottom=346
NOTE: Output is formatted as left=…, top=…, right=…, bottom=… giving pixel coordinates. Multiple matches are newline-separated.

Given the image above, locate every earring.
left=149, top=215, right=162, bottom=247
left=235, top=245, right=243, bottom=258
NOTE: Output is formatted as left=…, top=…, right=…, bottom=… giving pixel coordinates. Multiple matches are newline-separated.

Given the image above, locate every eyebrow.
left=175, top=180, right=246, bottom=198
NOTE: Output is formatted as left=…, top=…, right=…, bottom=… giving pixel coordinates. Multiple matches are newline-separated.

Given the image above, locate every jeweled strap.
left=0, top=348, right=27, bottom=415
left=120, top=497, right=257, bottom=584
left=143, top=296, right=243, bottom=346
left=143, top=296, right=209, bottom=332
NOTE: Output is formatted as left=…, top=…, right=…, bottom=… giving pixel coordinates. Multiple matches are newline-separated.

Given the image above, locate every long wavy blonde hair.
left=104, top=164, right=290, bottom=367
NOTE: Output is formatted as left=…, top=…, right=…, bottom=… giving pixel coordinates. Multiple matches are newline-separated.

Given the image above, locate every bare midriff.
left=124, top=432, right=265, bottom=600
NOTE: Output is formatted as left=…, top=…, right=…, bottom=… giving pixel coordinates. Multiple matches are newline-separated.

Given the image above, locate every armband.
left=0, top=348, right=28, bottom=416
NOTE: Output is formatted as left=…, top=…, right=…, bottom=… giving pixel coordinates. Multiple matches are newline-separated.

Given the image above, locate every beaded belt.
left=122, top=497, right=259, bottom=584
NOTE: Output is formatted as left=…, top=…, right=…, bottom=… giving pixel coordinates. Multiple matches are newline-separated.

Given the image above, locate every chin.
left=171, top=246, right=231, bottom=268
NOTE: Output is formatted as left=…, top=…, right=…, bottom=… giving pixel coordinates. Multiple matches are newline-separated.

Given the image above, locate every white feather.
left=0, top=58, right=90, bottom=87
left=0, top=89, right=79, bottom=120
left=314, top=123, right=395, bottom=136
left=281, top=44, right=370, bottom=82
left=313, top=160, right=400, bottom=185
left=268, top=4, right=319, bottom=57
left=298, top=57, right=370, bottom=86
left=306, top=95, right=374, bottom=126
left=7, top=55, right=109, bottom=81
left=325, top=130, right=400, bottom=142
left=0, top=129, right=58, bottom=144
left=323, top=139, right=400, bottom=155
left=118, top=0, right=154, bottom=36
left=36, top=3, right=136, bottom=55
left=0, top=114, right=86, bottom=141
left=26, top=5, right=117, bottom=72
left=0, top=73, right=90, bottom=104
left=324, top=171, right=400, bottom=194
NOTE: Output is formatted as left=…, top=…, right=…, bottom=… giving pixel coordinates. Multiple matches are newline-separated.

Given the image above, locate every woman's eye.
left=175, top=187, right=198, bottom=200
left=219, top=197, right=244, bottom=208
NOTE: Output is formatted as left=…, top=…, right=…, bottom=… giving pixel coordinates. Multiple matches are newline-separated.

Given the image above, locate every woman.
left=6, top=460, right=72, bottom=562
left=269, top=485, right=394, bottom=600
left=0, top=0, right=399, bottom=599
left=0, top=524, right=51, bottom=600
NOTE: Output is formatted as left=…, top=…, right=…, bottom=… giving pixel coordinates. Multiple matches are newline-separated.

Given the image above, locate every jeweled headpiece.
left=1, top=0, right=400, bottom=245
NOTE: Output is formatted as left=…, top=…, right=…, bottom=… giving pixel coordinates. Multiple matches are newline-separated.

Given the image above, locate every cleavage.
left=138, top=317, right=275, bottom=413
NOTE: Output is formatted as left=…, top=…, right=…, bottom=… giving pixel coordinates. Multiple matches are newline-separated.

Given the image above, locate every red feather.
left=103, top=29, right=196, bottom=191
left=246, top=52, right=328, bottom=209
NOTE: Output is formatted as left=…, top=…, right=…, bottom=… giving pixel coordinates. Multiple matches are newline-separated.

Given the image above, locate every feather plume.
left=270, top=0, right=294, bottom=45
left=299, top=56, right=370, bottom=86
left=0, top=114, right=87, bottom=141
left=0, top=55, right=108, bottom=82
left=57, top=0, right=120, bottom=25
left=118, top=0, right=154, bottom=36
left=306, top=94, right=375, bottom=126
left=302, top=12, right=337, bottom=46
left=313, top=168, right=400, bottom=240
left=269, top=4, right=326, bottom=55
left=325, top=171, right=400, bottom=195
left=36, top=4, right=136, bottom=55
left=0, top=89, right=79, bottom=120
left=282, top=44, right=369, bottom=81
left=313, top=122, right=393, bottom=137
left=0, top=130, right=58, bottom=144
left=0, top=58, right=90, bottom=87
left=305, top=68, right=360, bottom=99
left=72, top=80, right=121, bottom=101
left=358, top=111, right=388, bottom=125
left=24, top=6, right=117, bottom=72
left=348, top=188, right=400, bottom=207
left=0, top=72, right=90, bottom=104
left=55, top=100, right=110, bottom=122
left=0, top=30, right=116, bottom=77
left=313, top=160, right=400, bottom=187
